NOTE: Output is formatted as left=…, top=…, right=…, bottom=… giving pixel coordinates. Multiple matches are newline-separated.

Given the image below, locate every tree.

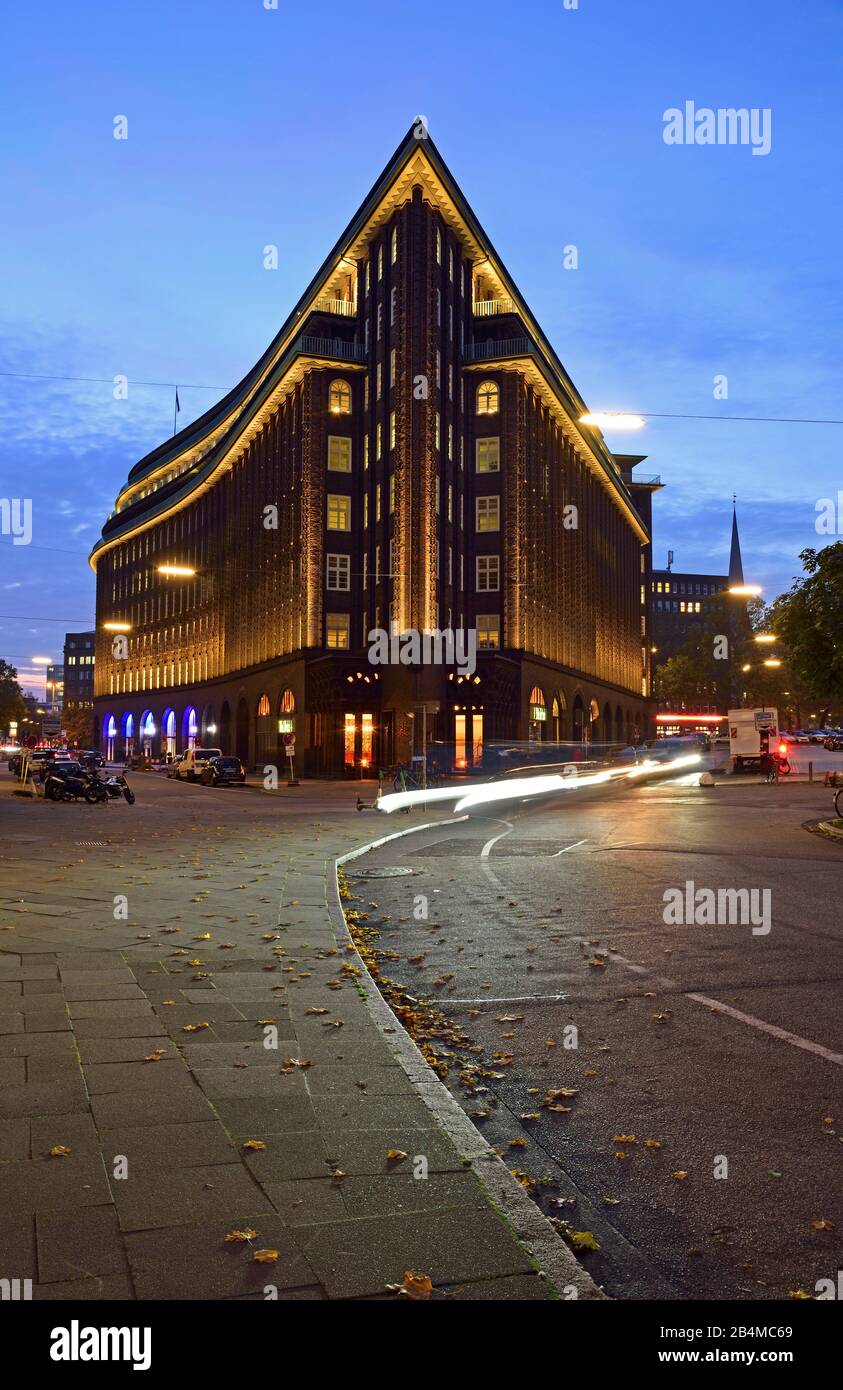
left=768, top=543, right=843, bottom=717
left=0, top=659, right=26, bottom=735
left=63, top=706, right=94, bottom=750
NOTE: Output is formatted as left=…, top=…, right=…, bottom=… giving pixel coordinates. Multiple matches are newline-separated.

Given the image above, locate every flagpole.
left=173, top=387, right=179, bottom=436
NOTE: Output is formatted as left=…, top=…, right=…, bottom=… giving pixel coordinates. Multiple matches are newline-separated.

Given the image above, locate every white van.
left=170, top=747, right=223, bottom=781
left=728, top=708, right=778, bottom=772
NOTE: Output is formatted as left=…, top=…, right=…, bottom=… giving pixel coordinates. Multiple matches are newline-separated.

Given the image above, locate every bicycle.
left=389, top=760, right=441, bottom=791
left=834, top=786, right=843, bottom=820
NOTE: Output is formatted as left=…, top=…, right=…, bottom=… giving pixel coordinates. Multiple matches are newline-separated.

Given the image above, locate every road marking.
left=686, top=993, right=843, bottom=1067
left=552, top=839, right=588, bottom=857
left=479, top=821, right=514, bottom=887
left=578, top=939, right=843, bottom=1069
left=441, top=993, right=567, bottom=1006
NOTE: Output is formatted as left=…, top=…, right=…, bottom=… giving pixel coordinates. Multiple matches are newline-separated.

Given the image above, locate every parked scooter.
left=84, top=770, right=135, bottom=805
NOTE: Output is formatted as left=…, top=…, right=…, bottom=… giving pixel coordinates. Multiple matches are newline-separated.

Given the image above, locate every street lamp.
left=157, top=564, right=196, bottom=577
left=580, top=412, right=645, bottom=431
left=754, top=634, right=777, bottom=644
left=728, top=584, right=762, bottom=597
left=31, top=655, right=52, bottom=665
left=102, top=621, right=132, bottom=632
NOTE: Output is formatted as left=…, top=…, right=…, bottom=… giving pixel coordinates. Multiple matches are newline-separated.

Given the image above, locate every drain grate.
left=75, top=841, right=110, bottom=848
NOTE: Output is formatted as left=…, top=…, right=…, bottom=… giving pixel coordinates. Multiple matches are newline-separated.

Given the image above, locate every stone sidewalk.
left=0, top=778, right=595, bottom=1301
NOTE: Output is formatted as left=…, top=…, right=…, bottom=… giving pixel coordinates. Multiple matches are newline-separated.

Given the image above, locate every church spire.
left=728, top=496, right=744, bottom=586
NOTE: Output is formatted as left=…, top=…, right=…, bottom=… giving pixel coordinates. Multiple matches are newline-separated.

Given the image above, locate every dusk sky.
left=2, top=0, right=841, bottom=696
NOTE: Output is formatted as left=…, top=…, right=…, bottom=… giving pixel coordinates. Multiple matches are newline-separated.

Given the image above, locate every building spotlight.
left=754, top=633, right=776, bottom=644
left=763, top=658, right=782, bottom=668
left=157, top=564, right=196, bottom=577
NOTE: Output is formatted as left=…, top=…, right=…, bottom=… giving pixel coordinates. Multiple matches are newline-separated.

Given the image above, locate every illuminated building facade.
left=91, top=128, right=655, bottom=775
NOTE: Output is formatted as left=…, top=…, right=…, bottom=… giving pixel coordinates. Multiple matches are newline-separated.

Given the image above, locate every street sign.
left=283, top=733, right=295, bottom=751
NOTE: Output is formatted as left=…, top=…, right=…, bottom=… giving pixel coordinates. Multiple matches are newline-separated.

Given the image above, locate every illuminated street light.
left=763, top=658, right=782, bottom=668
left=754, top=634, right=777, bottom=644
left=102, top=621, right=132, bottom=632
left=580, top=412, right=645, bottom=431
left=157, top=564, right=196, bottom=577
left=31, top=656, right=52, bottom=665
left=728, top=584, right=763, bottom=596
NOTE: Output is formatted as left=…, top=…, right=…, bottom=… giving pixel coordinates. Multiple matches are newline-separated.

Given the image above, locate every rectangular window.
left=326, top=554, right=351, bottom=591
left=376, top=423, right=382, bottom=459
left=375, top=544, right=381, bottom=581
left=436, top=226, right=441, bottom=264
left=363, top=433, right=369, bottom=469
left=476, top=437, right=500, bottom=472
left=476, top=496, right=500, bottom=531
left=326, top=612, right=350, bottom=649
left=327, top=494, right=351, bottom=531
left=477, top=614, right=500, bottom=650
left=435, top=412, right=440, bottom=450
left=377, top=303, right=382, bottom=341
left=389, top=472, right=395, bottom=511
left=376, top=362, right=382, bottom=399
left=377, top=245, right=383, bottom=280
left=390, top=411, right=396, bottom=451
left=476, top=555, right=500, bottom=591
left=375, top=482, right=381, bottom=522
left=364, top=376, right=369, bottom=409
left=362, top=553, right=368, bottom=589
left=363, top=493, right=369, bottom=528
left=448, top=424, right=453, bottom=459
left=390, top=286, right=397, bottom=326
left=390, top=347, right=396, bottom=386
left=447, top=483, right=453, bottom=521
left=391, top=226, right=398, bottom=264
left=328, top=436, right=351, bottom=472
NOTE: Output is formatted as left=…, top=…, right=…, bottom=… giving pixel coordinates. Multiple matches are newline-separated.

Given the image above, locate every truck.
left=728, top=708, right=779, bottom=772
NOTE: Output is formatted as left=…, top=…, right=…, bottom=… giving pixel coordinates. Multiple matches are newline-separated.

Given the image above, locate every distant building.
left=45, top=664, right=64, bottom=711
left=652, top=505, right=748, bottom=725
left=63, top=631, right=95, bottom=720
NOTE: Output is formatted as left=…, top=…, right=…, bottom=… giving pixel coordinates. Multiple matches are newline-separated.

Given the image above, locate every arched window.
left=279, top=689, right=296, bottom=715
left=256, top=693, right=273, bottom=761
left=257, top=694, right=270, bottom=717
left=477, top=380, right=499, bottom=415
left=329, top=379, right=351, bottom=415
left=528, top=687, right=546, bottom=743
left=278, top=688, right=296, bottom=738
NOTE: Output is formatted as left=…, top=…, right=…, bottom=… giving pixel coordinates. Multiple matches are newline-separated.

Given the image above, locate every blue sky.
left=1, top=0, right=841, bottom=695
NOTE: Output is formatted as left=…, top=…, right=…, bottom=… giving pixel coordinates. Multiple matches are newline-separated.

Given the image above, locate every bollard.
left=809, top=760, right=813, bottom=783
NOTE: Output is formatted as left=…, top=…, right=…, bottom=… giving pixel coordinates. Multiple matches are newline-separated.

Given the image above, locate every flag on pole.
left=173, top=387, right=181, bottom=436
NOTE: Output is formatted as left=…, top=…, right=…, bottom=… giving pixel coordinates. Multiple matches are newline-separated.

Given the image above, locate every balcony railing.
left=300, top=336, right=366, bottom=361
left=463, top=337, right=531, bottom=362
left=313, top=297, right=357, bottom=317
left=472, top=297, right=517, bottom=317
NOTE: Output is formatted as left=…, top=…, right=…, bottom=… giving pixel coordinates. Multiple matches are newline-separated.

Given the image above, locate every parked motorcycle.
left=44, top=766, right=92, bottom=802
left=84, top=771, right=135, bottom=805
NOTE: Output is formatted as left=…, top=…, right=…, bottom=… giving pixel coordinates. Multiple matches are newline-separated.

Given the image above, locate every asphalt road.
left=347, top=770, right=843, bottom=1301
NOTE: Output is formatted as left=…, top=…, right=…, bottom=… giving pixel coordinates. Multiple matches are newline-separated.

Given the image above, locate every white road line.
left=686, top=993, right=843, bottom=1067
left=552, top=839, right=588, bottom=857
left=442, top=993, right=567, bottom=1005
left=479, top=821, right=514, bottom=887
left=577, top=939, right=843, bottom=1069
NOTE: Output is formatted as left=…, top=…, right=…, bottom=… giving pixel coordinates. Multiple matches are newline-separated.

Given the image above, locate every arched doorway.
left=255, top=693, right=272, bottom=763
left=588, top=698, right=601, bottom=745
left=163, top=708, right=177, bottom=758
left=601, top=702, right=611, bottom=745
left=139, top=710, right=156, bottom=759
left=528, top=686, right=546, bottom=743
left=201, top=704, right=216, bottom=743
left=182, top=706, right=198, bottom=751
left=219, top=702, right=232, bottom=755
left=551, top=691, right=567, bottom=742
left=615, top=705, right=624, bottom=743
left=235, top=697, right=250, bottom=764
left=572, top=694, right=585, bottom=743
left=121, top=712, right=134, bottom=762
left=103, top=713, right=117, bottom=762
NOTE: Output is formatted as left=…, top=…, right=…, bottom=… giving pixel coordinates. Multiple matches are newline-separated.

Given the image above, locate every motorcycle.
left=44, top=768, right=92, bottom=802
left=85, top=771, right=135, bottom=805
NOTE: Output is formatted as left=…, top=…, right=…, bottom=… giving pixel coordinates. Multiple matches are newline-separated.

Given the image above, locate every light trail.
left=376, top=753, right=702, bottom=814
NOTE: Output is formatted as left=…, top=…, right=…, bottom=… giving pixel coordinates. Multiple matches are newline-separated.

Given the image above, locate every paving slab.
left=36, top=1206, right=130, bottom=1282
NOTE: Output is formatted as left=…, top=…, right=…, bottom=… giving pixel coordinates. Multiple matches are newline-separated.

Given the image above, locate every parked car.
left=168, top=747, right=223, bottom=781
left=199, top=756, right=246, bottom=787
left=79, top=749, right=105, bottom=769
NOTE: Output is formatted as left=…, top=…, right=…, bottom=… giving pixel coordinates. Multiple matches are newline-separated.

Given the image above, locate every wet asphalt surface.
left=347, top=771, right=843, bottom=1300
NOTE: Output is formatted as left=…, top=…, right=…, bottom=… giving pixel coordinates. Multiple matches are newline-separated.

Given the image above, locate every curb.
left=811, top=819, right=843, bottom=843
left=327, top=815, right=606, bottom=1302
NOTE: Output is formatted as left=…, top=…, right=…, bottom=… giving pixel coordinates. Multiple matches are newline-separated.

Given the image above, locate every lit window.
left=327, top=494, right=351, bottom=530
left=391, top=226, right=398, bottom=264
left=326, top=613, right=350, bottom=649
left=377, top=245, right=383, bottom=280
left=476, top=555, right=500, bottom=592
left=476, top=496, right=500, bottom=531
left=363, top=493, right=369, bottom=528
left=390, top=412, right=396, bottom=450
left=476, top=437, right=500, bottom=473
left=477, top=614, right=500, bottom=649
left=390, top=347, right=396, bottom=386
left=326, top=554, right=351, bottom=591
left=447, top=483, right=453, bottom=521
left=363, top=433, right=369, bottom=469
left=376, top=423, right=382, bottom=460
left=375, top=483, right=381, bottom=522
left=376, top=362, right=382, bottom=399
left=448, top=424, right=453, bottom=459
left=329, top=379, right=351, bottom=414
left=436, top=226, right=441, bottom=264
left=435, top=413, right=440, bottom=450
left=328, top=436, right=351, bottom=471
left=389, top=472, right=395, bottom=511
left=477, top=380, right=499, bottom=415
left=390, top=286, right=397, bottom=325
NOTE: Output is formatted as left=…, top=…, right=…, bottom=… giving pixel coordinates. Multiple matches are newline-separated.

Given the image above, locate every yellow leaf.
left=673, top=1170, right=689, bottom=1180
left=242, top=1140, right=267, bottom=1151
left=48, top=1145, right=71, bottom=1158
left=252, top=1249, right=279, bottom=1263
left=224, top=1227, right=258, bottom=1243
left=181, top=1022, right=209, bottom=1032
left=399, top=1270, right=433, bottom=1300
left=567, top=1230, right=600, bottom=1252
left=810, top=1218, right=834, bottom=1231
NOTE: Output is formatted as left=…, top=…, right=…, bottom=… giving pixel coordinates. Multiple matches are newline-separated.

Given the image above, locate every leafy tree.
left=0, top=659, right=26, bottom=734
left=768, top=543, right=843, bottom=717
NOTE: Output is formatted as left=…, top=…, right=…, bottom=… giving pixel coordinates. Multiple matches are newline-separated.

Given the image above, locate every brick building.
left=90, top=127, right=656, bottom=775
